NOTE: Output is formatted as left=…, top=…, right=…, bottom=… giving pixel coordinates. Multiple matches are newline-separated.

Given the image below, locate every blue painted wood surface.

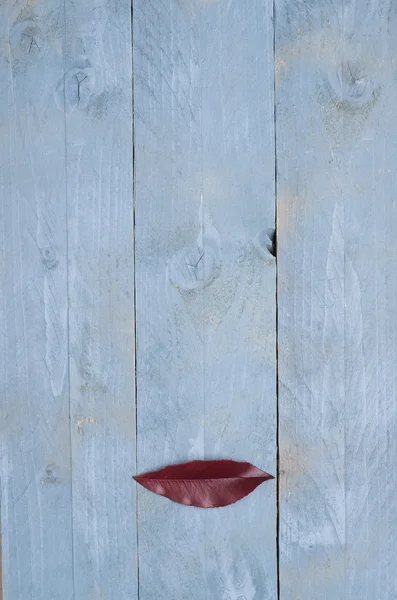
left=134, top=1, right=277, bottom=598
left=64, top=0, right=137, bottom=597
left=0, top=0, right=136, bottom=598
left=277, top=1, right=397, bottom=598
left=0, top=1, right=74, bottom=598
left=2, top=0, right=397, bottom=598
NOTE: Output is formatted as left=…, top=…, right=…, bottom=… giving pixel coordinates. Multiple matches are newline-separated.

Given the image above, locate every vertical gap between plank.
left=342, top=1, right=346, bottom=596
left=273, top=0, right=280, bottom=598
left=63, top=0, right=75, bottom=595
left=0, top=516, right=3, bottom=600
left=199, top=9, right=207, bottom=598
left=131, top=1, right=140, bottom=597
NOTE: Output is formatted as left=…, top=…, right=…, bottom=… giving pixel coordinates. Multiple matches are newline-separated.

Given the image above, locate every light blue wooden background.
left=1, top=0, right=396, bottom=598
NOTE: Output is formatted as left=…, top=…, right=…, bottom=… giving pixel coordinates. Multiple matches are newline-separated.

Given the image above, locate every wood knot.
left=41, top=462, right=58, bottom=484
left=168, top=233, right=221, bottom=291
left=55, top=66, right=96, bottom=113
left=328, top=61, right=374, bottom=108
left=40, top=246, right=59, bottom=269
left=10, top=20, right=46, bottom=62
left=254, top=228, right=277, bottom=260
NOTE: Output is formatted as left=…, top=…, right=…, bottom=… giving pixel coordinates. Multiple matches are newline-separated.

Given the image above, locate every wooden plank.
left=134, top=1, right=277, bottom=598
left=277, top=1, right=397, bottom=598
left=200, top=3, right=277, bottom=598
left=63, top=0, right=137, bottom=597
left=0, top=1, right=74, bottom=598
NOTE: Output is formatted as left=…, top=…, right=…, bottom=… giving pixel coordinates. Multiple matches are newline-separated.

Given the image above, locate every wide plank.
left=0, top=1, right=73, bottom=598
left=63, top=0, right=137, bottom=597
left=277, top=1, right=397, bottom=598
left=134, top=1, right=277, bottom=598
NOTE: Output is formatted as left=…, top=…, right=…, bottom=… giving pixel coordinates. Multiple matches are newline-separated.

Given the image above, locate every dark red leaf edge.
left=134, top=459, right=274, bottom=508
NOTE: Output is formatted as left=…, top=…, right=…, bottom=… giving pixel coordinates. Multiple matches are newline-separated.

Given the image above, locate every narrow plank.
left=134, top=3, right=204, bottom=596
left=63, top=0, right=137, bottom=597
left=0, top=1, right=74, bottom=598
left=343, top=3, right=397, bottom=595
left=277, top=1, right=397, bottom=598
left=134, top=1, right=277, bottom=598
left=200, top=2, right=277, bottom=598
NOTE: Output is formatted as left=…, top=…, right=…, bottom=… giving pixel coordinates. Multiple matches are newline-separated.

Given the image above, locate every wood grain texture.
left=277, top=1, right=397, bottom=598
left=0, top=1, right=74, bottom=598
left=134, top=1, right=276, bottom=598
left=63, top=0, right=137, bottom=597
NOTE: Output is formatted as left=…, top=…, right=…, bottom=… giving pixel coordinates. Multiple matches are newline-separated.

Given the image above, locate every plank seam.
left=342, top=4, right=346, bottom=596
left=131, top=1, right=140, bottom=597
left=63, top=0, right=76, bottom=594
left=0, top=515, right=3, bottom=600
left=272, top=0, right=280, bottom=598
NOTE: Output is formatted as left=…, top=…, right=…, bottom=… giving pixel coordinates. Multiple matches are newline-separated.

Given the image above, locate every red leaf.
left=134, top=459, right=274, bottom=508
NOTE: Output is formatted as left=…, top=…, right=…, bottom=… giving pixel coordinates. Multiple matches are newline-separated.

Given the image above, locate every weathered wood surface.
left=277, top=1, right=397, bottom=598
left=134, top=0, right=277, bottom=598
left=0, top=0, right=136, bottom=598
left=64, top=0, right=137, bottom=597
left=0, top=1, right=74, bottom=598
left=4, top=0, right=397, bottom=597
